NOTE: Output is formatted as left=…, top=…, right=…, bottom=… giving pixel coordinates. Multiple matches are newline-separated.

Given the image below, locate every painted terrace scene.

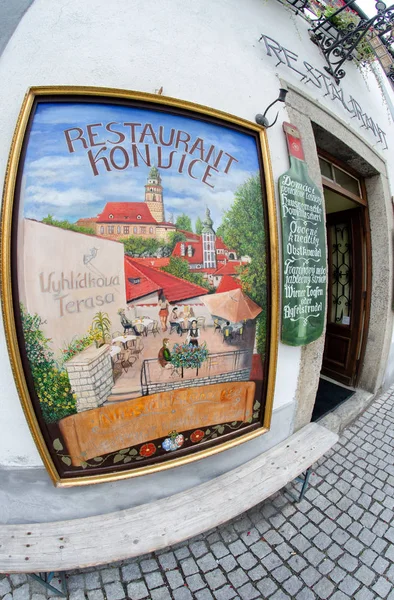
left=17, top=103, right=268, bottom=472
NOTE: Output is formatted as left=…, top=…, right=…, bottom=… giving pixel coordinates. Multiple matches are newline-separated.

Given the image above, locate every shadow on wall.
left=0, top=0, right=35, bottom=56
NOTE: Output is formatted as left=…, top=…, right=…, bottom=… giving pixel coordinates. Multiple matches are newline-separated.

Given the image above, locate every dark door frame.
left=318, top=149, right=372, bottom=388
left=323, top=207, right=364, bottom=385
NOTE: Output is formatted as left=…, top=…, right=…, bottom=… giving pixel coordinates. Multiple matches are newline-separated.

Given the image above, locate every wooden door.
left=321, top=208, right=366, bottom=386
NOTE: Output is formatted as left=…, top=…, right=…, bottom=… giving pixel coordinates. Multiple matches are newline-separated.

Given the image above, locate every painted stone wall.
left=145, top=368, right=251, bottom=396
left=65, top=345, right=113, bottom=412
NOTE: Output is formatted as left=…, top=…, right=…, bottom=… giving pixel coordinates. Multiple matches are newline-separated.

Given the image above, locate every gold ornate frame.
left=1, top=86, right=279, bottom=487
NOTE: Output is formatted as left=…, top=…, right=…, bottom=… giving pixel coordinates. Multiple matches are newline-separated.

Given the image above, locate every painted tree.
left=43, top=214, right=95, bottom=235
left=162, top=257, right=212, bottom=290
left=92, top=312, right=111, bottom=346
left=217, top=174, right=267, bottom=354
left=175, top=213, right=193, bottom=232
left=195, top=216, right=203, bottom=235
left=166, top=231, right=187, bottom=251
left=120, top=237, right=162, bottom=257
left=20, top=304, right=77, bottom=423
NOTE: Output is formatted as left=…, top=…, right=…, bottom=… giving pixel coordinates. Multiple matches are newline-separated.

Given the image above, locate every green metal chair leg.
left=29, top=572, right=67, bottom=597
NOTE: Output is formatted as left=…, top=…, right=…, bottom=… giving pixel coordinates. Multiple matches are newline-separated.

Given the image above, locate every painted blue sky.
left=21, top=102, right=261, bottom=229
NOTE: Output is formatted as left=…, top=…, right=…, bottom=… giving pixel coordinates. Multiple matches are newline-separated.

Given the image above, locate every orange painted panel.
left=59, top=381, right=255, bottom=466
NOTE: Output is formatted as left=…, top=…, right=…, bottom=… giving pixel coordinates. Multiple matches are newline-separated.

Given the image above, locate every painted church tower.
left=145, top=165, right=164, bottom=222
left=202, top=207, right=217, bottom=269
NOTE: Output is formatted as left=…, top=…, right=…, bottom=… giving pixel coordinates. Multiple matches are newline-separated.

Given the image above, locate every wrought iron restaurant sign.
left=259, top=35, right=388, bottom=150
left=279, top=123, right=327, bottom=346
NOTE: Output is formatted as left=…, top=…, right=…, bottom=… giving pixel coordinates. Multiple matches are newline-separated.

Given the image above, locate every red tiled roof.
left=215, top=237, right=231, bottom=251
left=75, top=217, right=98, bottom=223
left=125, top=258, right=208, bottom=303
left=133, top=257, right=170, bottom=268
left=97, top=202, right=157, bottom=224
left=124, top=257, right=161, bottom=301
left=177, top=229, right=201, bottom=242
left=172, top=241, right=203, bottom=264
left=214, top=261, right=243, bottom=276
left=216, top=275, right=242, bottom=293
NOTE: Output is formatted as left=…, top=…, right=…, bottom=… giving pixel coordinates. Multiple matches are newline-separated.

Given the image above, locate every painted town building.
left=76, top=166, right=176, bottom=241
left=171, top=208, right=246, bottom=287
left=1, top=0, right=394, bottom=547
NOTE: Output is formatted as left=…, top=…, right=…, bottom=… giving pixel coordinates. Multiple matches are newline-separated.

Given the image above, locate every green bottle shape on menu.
left=279, top=122, right=327, bottom=346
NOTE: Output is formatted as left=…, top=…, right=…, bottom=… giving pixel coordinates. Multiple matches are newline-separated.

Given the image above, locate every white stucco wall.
left=0, top=0, right=393, bottom=469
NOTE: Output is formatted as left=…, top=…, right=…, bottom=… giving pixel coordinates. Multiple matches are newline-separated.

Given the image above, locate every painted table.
left=133, top=318, right=153, bottom=326
left=112, top=335, right=137, bottom=347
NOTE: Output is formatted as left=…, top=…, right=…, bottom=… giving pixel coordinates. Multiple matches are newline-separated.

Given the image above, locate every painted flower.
left=139, top=443, right=156, bottom=457
left=175, top=434, right=184, bottom=448
left=162, top=438, right=176, bottom=452
left=190, top=430, right=205, bottom=443
left=162, top=431, right=184, bottom=452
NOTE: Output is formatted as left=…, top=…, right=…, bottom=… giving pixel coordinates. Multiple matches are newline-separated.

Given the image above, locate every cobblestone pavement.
left=1, top=388, right=394, bottom=600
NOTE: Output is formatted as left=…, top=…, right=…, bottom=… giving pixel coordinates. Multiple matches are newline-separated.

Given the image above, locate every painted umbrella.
left=201, top=288, right=262, bottom=323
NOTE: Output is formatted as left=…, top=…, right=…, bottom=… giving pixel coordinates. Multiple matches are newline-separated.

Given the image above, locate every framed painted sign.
left=1, top=87, right=278, bottom=486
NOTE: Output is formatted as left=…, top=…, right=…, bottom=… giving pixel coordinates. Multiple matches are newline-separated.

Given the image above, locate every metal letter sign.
left=279, top=123, right=327, bottom=346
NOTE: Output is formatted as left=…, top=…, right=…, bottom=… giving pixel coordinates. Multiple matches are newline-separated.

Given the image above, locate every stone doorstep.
left=319, top=389, right=374, bottom=434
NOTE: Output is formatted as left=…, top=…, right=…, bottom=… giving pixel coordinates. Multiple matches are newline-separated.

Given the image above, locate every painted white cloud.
left=163, top=167, right=254, bottom=196
left=163, top=165, right=261, bottom=229
left=24, top=201, right=102, bottom=221
left=25, top=185, right=100, bottom=207
left=33, top=105, right=104, bottom=126
left=165, top=196, right=199, bottom=209
left=28, top=155, right=85, bottom=170
left=23, top=100, right=260, bottom=227
left=25, top=154, right=88, bottom=185
left=99, top=178, right=145, bottom=199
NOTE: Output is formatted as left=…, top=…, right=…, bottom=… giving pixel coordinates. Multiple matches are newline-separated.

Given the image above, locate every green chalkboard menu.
left=279, top=123, right=327, bottom=346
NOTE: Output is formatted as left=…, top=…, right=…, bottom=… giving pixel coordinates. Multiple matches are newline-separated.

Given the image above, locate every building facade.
left=172, top=207, right=244, bottom=287
left=76, top=166, right=176, bottom=241
left=1, top=0, right=394, bottom=533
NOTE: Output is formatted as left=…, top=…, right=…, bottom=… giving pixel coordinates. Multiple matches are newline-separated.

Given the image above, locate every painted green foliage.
left=21, top=305, right=77, bottom=423
left=42, top=214, right=95, bottom=235
left=120, top=236, right=162, bottom=257
left=171, top=342, right=209, bottom=369
left=216, top=174, right=267, bottom=354
left=120, top=231, right=186, bottom=257
left=162, top=256, right=213, bottom=291
left=175, top=213, right=193, bottom=232
left=92, top=311, right=111, bottom=345
left=167, top=231, right=187, bottom=250
left=61, top=329, right=99, bottom=363
left=195, top=216, right=203, bottom=235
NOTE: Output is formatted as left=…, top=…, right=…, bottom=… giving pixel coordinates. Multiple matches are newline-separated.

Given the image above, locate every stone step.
left=106, top=390, right=141, bottom=402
